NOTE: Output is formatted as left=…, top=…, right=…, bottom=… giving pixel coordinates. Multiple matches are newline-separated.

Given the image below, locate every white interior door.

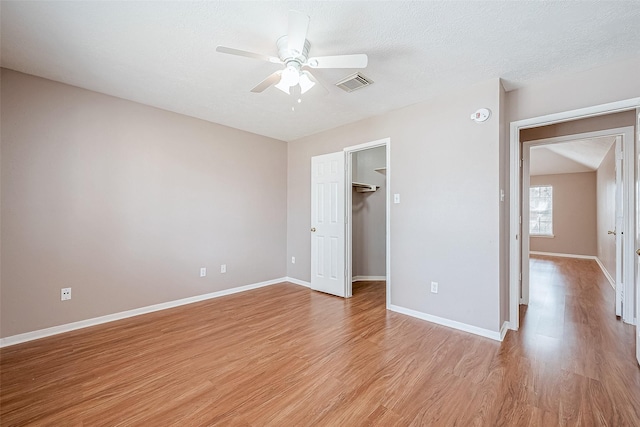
left=635, top=108, right=640, bottom=366
left=310, top=152, right=346, bottom=297
left=615, top=137, right=623, bottom=317
left=521, top=146, right=531, bottom=305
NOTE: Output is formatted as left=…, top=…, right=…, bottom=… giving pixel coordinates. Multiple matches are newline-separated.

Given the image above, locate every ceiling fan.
left=216, top=10, right=368, bottom=96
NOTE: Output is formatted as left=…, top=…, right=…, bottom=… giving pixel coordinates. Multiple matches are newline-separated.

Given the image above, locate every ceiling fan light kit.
left=216, top=10, right=368, bottom=97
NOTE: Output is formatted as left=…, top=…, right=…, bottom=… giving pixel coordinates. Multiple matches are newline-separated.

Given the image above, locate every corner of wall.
left=499, top=81, right=510, bottom=325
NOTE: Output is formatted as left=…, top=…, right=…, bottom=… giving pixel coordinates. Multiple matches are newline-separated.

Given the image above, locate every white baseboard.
left=352, top=275, right=386, bottom=282
left=500, top=321, right=511, bottom=339
left=0, top=277, right=291, bottom=348
left=530, top=251, right=596, bottom=260
left=594, top=257, right=615, bottom=289
left=388, top=304, right=504, bottom=342
left=285, top=277, right=311, bottom=288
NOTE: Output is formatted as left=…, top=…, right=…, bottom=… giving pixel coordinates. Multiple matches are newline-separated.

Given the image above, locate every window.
left=530, top=185, right=553, bottom=236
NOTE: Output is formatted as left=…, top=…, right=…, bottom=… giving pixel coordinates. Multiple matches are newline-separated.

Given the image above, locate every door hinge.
left=519, top=272, right=522, bottom=281
left=519, top=159, right=523, bottom=168
left=519, top=215, right=522, bottom=224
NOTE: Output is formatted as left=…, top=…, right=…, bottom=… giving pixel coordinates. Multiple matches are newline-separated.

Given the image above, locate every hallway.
left=506, top=254, right=640, bottom=424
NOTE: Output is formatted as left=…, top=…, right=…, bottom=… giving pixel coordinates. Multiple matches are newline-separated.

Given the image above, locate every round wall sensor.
left=470, top=108, right=491, bottom=123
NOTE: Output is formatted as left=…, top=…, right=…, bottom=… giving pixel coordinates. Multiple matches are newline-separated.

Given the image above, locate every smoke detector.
left=335, top=72, right=374, bottom=92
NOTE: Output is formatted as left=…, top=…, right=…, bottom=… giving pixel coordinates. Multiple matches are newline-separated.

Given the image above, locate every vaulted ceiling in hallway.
left=2, top=1, right=639, bottom=141
left=530, top=136, right=616, bottom=176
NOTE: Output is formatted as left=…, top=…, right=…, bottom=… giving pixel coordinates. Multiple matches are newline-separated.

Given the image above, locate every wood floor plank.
left=2, top=257, right=639, bottom=425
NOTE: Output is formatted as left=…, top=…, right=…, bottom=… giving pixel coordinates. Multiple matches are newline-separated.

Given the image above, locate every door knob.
left=608, top=230, right=616, bottom=235
left=311, top=227, right=316, bottom=232
left=637, top=248, right=640, bottom=256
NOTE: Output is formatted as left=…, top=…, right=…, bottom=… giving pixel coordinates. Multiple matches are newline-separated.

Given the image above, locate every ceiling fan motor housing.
left=277, top=36, right=311, bottom=66
left=215, top=10, right=367, bottom=94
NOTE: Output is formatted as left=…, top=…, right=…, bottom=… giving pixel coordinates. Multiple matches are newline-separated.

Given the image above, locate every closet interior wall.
left=352, top=146, right=387, bottom=280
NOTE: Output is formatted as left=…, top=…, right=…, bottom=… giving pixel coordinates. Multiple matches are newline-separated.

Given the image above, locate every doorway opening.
left=521, top=125, right=635, bottom=325
left=346, top=143, right=388, bottom=302
left=509, top=100, right=639, bottom=333
left=309, top=138, right=390, bottom=307
left=345, top=138, right=390, bottom=307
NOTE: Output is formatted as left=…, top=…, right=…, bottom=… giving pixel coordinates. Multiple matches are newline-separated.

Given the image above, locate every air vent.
left=335, top=72, right=374, bottom=92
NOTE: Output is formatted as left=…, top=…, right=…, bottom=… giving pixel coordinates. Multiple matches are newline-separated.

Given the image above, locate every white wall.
left=288, top=79, right=503, bottom=333
left=352, top=147, right=386, bottom=278
left=596, top=144, right=616, bottom=279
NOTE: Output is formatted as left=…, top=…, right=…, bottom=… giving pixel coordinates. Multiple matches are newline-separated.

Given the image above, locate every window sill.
left=531, top=234, right=554, bottom=238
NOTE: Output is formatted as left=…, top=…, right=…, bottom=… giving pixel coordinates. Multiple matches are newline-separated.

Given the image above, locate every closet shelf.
left=374, top=167, right=387, bottom=175
left=352, top=182, right=379, bottom=193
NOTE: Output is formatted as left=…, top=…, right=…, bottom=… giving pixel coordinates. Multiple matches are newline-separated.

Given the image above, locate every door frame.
left=344, top=137, right=391, bottom=307
left=635, top=108, right=640, bottom=365
left=520, top=126, right=635, bottom=322
left=509, top=98, right=640, bottom=330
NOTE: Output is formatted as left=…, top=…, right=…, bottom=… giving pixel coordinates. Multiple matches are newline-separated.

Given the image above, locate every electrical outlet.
left=221, top=264, right=226, bottom=273
left=200, top=267, right=206, bottom=277
left=430, top=281, right=438, bottom=294
left=291, top=256, right=296, bottom=264
left=61, top=287, right=71, bottom=301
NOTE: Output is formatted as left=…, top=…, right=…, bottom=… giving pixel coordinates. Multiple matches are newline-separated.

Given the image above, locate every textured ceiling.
left=530, top=136, right=615, bottom=176
left=2, top=1, right=640, bottom=141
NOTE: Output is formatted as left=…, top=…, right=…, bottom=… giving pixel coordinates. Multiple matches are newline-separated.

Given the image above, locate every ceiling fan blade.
left=216, top=46, right=282, bottom=64
left=302, top=70, right=328, bottom=95
left=251, top=71, right=282, bottom=93
left=306, top=54, right=368, bottom=69
left=287, top=10, right=310, bottom=55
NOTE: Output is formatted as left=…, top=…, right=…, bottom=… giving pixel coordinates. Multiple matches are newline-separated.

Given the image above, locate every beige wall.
left=521, top=111, right=636, bottom=142
left=288, top=79, right=503, bottom=332
left=352, top=147, right=386, bottom=278
left=514, top=65, right=638, bottom=282
left=529, top=172, right=597, bottom=256
left=505, top=56, right=640, bottom=326
left=596, top=144, right=616, bottom=279
left=499, top=83, right=509, bottom=326
left=507, top=56, right=640, bottom=123
left=3, top=55, right=639, bottom=340
left=0, top=69, right=287, bottom=338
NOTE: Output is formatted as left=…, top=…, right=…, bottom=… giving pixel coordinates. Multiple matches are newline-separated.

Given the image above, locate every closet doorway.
left=309, top=138, right=390, bottom=304
left=345, top=139, right=390, bottom=305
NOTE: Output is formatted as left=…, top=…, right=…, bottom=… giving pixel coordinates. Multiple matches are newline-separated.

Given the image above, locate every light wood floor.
left=1, top=256, right=639, bottom=425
